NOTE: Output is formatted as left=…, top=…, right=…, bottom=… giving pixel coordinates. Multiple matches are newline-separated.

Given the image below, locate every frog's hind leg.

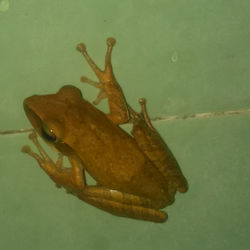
left=77, top=38, right=129, bottom=125
left=79, top=186, right=167, bottom=223
left=130, top=99, right=188, bottom=194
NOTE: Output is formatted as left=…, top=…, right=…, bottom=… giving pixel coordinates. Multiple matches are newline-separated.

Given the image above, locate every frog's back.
left=68, top=100, right=168, bottom=200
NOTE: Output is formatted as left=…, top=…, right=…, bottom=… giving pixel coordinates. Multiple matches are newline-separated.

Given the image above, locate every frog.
left=22, top=38, right=188, bottom=222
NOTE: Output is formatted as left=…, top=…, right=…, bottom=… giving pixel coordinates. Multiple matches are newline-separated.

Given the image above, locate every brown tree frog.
left=22, top=38, right=188, bottom=222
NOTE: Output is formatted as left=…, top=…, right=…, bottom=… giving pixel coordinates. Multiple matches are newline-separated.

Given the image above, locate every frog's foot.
left=22, top=132, right=85, bottom=191
left=77, top=38, right=115, bottom=81
left=76, top=38, right=115, bottom=104
left=128, top=98, right=155, bottom=130
left=77, top=38, right=129, bottom=124
left=138, top=98, right=155, bottom=129
left=22, top=133, right=62, bottom=170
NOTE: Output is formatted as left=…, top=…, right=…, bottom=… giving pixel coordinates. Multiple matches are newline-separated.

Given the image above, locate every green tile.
left=1, top=115, right=250, bottom=250
left=1, top=0, right=250, bottom=128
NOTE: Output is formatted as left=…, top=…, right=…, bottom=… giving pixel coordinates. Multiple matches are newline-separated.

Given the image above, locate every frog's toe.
left=80, top=76, right=103, bottom=89
left=21, top=145, right=31, bottom=154
left=106, top=37, right=116, bottom=46
left=93, top=89, right=107, bottom=105
left=76, top=43, right=86, bottom=53
left=21, top=145, right=44, bottom=164
left=28, top=132, right=37, bottom=140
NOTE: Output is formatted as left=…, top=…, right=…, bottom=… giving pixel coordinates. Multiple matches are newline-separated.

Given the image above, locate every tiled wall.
left=1, top=1, right=250, bottom=250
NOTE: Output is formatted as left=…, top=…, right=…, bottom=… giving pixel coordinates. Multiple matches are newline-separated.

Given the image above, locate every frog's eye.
left=41, top=124, right=57, bottom=143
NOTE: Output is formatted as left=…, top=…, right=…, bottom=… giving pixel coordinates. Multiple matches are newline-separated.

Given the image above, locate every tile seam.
left=1, top=108, right=250, bottom=135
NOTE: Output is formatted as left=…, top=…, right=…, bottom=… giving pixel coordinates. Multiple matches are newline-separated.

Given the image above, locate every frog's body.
left=22, top=38, right=188, bottom=222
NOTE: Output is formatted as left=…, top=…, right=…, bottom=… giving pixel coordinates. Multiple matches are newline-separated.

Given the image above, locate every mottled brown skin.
left=22, top=38, right=188, bottom=222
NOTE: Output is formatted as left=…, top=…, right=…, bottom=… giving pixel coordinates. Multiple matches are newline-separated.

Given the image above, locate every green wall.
left=1, top=1, right=250, bottom=249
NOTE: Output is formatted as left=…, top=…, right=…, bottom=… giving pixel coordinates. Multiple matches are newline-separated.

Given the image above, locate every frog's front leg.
left=131, top=99, right=188, bottom=195
left=77, top=38, right=129, bottom=125
left=22, top=133, right=167, bottom=222
left=22, top=132, right=85, bottom=193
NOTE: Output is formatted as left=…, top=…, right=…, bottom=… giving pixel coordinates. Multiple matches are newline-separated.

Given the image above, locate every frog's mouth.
left=23, top=101, right=74, bottom=156
left=23, top=101, right=42, bottom=133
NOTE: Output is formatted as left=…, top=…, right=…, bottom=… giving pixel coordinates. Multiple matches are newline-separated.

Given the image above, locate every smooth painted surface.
left=1, top=1, right=250, bottom=250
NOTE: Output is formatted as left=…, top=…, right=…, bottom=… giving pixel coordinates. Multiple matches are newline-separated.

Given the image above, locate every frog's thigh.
left=131, top=115, right=188, bottom=193
left=80, top=186, right=167, bottom=222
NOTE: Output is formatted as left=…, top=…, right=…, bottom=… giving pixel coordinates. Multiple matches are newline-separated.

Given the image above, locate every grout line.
left=0, top=108, right=250, bottom=135
left=151, top=109, right=250, bottom=122
left=0, top=128, right=34, bottom=135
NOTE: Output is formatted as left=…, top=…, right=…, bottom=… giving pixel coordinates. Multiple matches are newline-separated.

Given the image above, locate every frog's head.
left=23, top=85, right=84, bottom=156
